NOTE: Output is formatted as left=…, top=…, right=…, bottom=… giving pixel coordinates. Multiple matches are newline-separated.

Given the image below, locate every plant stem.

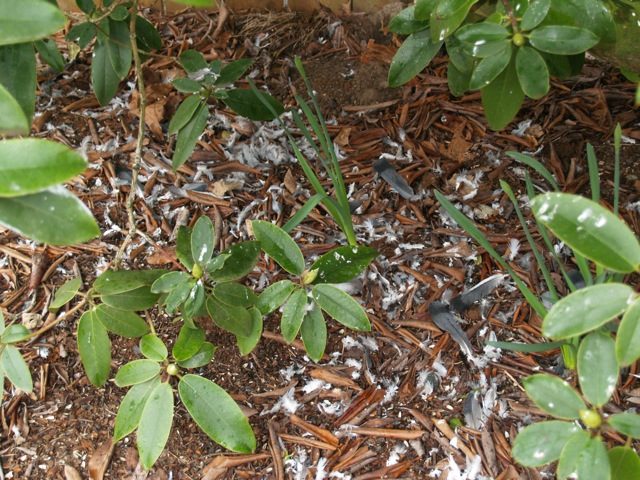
left=115, top=0, right=149, bottom=268
left=501, top=0, right=520, bottom=33
left=26, top=298, right=89, bottom=342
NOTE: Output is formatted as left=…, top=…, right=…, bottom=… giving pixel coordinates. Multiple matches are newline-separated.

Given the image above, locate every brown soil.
left=1, top=6, right=640, bottom=480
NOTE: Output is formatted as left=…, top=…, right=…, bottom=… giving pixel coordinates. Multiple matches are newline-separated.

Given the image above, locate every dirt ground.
left=1, top=5, right=639, bottom=480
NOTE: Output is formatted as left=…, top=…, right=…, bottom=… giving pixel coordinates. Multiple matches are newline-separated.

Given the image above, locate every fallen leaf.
left=211, top=179, right=244, bottom=197
left=88, top=438, right=114, bottom=480
left=64, top=465, right=83, bottom=480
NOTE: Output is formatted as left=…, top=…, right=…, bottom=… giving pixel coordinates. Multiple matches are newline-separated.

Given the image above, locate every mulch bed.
left=1, top=4, right=639, bottom=479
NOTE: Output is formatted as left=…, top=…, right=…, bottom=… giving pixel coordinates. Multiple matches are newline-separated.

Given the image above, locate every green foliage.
left=169, top=50, right=284, bottom=170
left=252, top=221, right=373, bottom=361
left=505, top=143, right=640, bottom=479
left=388, top=0, right=615, bottom=129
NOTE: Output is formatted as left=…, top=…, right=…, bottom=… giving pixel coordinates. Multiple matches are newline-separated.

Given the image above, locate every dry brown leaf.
left=64, top=465, right=83, bottom=480
left=88, top=438, right=114, bottom=480
left=211, top=179, right=244, bottom=197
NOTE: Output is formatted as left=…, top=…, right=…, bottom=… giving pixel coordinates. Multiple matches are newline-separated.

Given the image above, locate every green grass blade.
left=283, top=193, right=328, bottom=232
left=435, top=190, right=548, bottom=318
left=501, top=180, right=558, bottom=300
left=507, top=151, right=559, bottom=191
left=614, top=123, right=621, bottom=215
left=586, top=143, right=600, bottom=203
left=524, top=173, right=577, bottom=292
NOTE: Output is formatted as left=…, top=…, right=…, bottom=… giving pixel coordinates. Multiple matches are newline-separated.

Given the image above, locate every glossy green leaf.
left=95, top=304, right=150, bottom=338
left=49, top=277, right=82, bottom=311
left=77, top=309, right=111, bottom=387
left=311, top=245, right=378, bottom=284
left=469, top=44, right=512, bottom=90
left=542, top=0, right=615, bottom=46
left=236, top=308, right=262, bottom=356
left=178, top=374, right=256, bottom=453
left=609, top=446, right=640, bottom=480
left=66, top=22, right=96, bottom=50
left=222, top=88, right=284, bottom=121
left=431, top=0, right=478, bottom=42
left=179, top=50, right=208, bottom=73
left=177, top=341, right=216, bottom=368
left=75, top=0, right=95, bottom=15
left=388, top=6, right=429, bottom=34
left=578, top=331, right=618, bottom=407
left=109, top=5, right=128, bottom=21
left=481, top=56, right=524, bottom=130
left=0, top=188, right=99, bottom=245
left=0, top=310, right=5, bottom=334
left=163, top=282, right=191, bottom=314
left=173, top=102, right=208, bottom=170
left=95, top=269, right=168, bottom=295
left=532, top=193, right=640, bottom=273
left=252, top=220, right=304, bottom=275
left=312, top=284, right=370, bottom=331
left=576, top=437, right=610, bottom=480
left=1, top=324, right=31, bottom=343
left=210, top=241, right=261, bottom=282
left=0, top=0, right=66, bottom=45
left=388, top=29, right=443, bottom=87
left=447, top=61, right=471, bottom=96
left=415, top=0, right=439, bottom=21
left=172, top=77, right=202, bottom=93
left=172, top=324, right=206, bottom=362
left=91, top=40, right=121, bottom=105
left=191, top=215, right=215, bottom=265
left=541, top=51, right=584, bottom=79
left=556, top=430, right=592, bottom=480
left=113, top=376, right=160, bottom=442
left=608, top=413, right=640, bottom=439
left=137, top=382, right=174, bottom=470
left=301, top=303, right=326, bottom=362
left=101, top=286, right=160, bottom=311
left=140, top=334, right=168, bottom=362
left=523, top=374, right=586, bottom=419
left=516, top=46, right=549, bottom=99
left=213, top=282, right=258, bottom=308
left=485, top=339, right=567, bottom=353
left=168, top=95, right=203, bottom=136
left=521, top=0, right=551, bottom=31
left=205, top=253, right=229, bottom=274
left=1, top=344, right=32, bottom=392
left=151, top=271, right=192, bottom=294
left=176, top=225, right=195, bottom=271
left=34, top=38, right=64, bottom=72
left=0, top=43, right=36, bottom=123
left=0, top=83, right=29, bottom=136
left=529, top=26, right=599, bottom=55
left=543, top=284, right=633, bottom=339
left=455, top=23, right=509, bottom=57
left=616, top=298, right=640, bottom=366
left=206, top=295, right=252, bottom=337
left=135, top=16, right=162, bottom=51
left=512, top=420, right=581, bottom=467
left=183, top=282, right=206, bottom=320
left=446, top=35, right=474, bottom=73
left=115, top=359, right=160, bottom=387
left=256, top=279, right=294, bottom=315
left=215, top=58, right=253, bottom=87
left=0, top=139, right=88, bottom=197
left=281, top=288, right=307, bottom=344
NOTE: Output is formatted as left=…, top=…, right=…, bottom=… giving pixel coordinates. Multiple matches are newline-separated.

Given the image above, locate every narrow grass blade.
left=501, top=180, right=558, bottom=300
left=586, top=143, right=600, bottom=203
left=507, top=152, right=559, bottom=191
left=435, top=190, right=548, bottom=318
left=283, top=193, right=328, bottom=232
